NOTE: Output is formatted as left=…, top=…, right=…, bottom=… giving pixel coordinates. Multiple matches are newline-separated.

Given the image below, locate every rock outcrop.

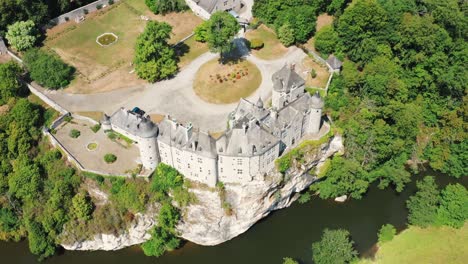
left=61, top=135, right=343, bottom=250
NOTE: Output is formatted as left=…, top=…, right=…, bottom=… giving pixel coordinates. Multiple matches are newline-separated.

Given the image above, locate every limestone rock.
left=334, top=195, right=348, bottom=203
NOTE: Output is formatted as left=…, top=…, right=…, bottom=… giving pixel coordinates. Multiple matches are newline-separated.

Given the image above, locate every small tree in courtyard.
left=205, top=11, right=240, bottom=61
left=6, top=20, right=38, bottom=51
left=134, top=21, right=178, bottom=82
left=378, top=224, right=396, bottom=243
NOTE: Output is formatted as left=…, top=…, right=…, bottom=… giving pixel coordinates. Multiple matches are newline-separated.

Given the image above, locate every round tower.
left=307, top=92, right=324, bottom=134
left=136, top=118, right=160, bottom=171
left=101, top=114, right=112, bottom=131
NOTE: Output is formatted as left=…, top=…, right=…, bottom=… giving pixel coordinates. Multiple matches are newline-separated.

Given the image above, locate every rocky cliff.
left=61, top=135, right=343, bottom=250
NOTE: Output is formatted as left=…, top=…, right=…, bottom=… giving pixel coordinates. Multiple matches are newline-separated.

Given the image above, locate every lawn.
left=176, top=37, right=209, bottom=68
left=296, top=55, right=330, bottom=88
left=193, top=59, right=262, bottom=104
left=360, top=224, right=468, bottom=264
left=245, top=25, right=288, bottom=60
left=44, top=0, right=204, bottom=94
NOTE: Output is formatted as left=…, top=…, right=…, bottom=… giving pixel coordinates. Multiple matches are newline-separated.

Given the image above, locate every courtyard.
left=54, top=118, right=141, bottom=175
left=44, top=0, right=205, bottom=94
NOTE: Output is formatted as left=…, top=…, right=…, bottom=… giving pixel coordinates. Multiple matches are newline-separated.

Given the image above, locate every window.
left=237, top=159, right=243, bottom=165
left=198, top=158, right=202, bottom=163
left=208, top=170, right=211, bottom=175
left=224, top=1, right=227, bottom=6
left=199, top=167, right=202, bottom=172
left=220, top=168, right=223, bottom=173
left=237, top=169, right=243, bottom=174
left=188, top=164, right=190, bottom=168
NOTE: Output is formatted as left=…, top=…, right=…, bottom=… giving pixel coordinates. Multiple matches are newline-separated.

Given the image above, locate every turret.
left=307, top=92, right=324, bottom=134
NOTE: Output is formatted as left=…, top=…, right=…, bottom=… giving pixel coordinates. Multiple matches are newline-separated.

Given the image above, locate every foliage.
left=134, top=21, right=178, bottom=82
left=71, top=191, right=93, bottom=221
left=141, top=203, right=181, bottom=257
left=310, top=69, right=317, bottom=78
left=277, top=24, right=295, bottom=47
left=298, top=192, right=311, bottom=204
left=194, top=21, right=209, bottom=42
left=90, top=124, right=101, bottom=133
left=406, top=176, right=440, bottom=227
left=436, top=184, right=468, bottom=229
left=23, top=48, right=75, bottom=89
left=283, top=257, right=299, bottom=264
left=274, top=5, right=317, bottom=43
left=249, top=38, right=264, bottom=50
left=145, top=0, right=187, bottom=15
left=314, top=25, right=339, bottom=55
left=104, top=153, right=117, bottom=164
left=312, top=228, right=358, bottom=264
left=311, top=156, right=369, bottom=199
left=69, top=129, right=81, bottom=138
left=204, top=11, right=240, bottom=59
left=378, top=224, right=396, bottom=243
left=0, top=61, right=23, bottom=105
left=5, top=20, right=38, bottom=51
left=26, top=219, right=56, bottom=260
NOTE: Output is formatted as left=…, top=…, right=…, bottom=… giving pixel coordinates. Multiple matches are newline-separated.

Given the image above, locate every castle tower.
left=307, top=92, right=324, bottom=134
left=136, top=118, right=160, bottom=171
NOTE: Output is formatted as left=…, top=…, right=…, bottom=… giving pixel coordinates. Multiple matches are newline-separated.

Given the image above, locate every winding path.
left=41, top=45, right=307, bottom=132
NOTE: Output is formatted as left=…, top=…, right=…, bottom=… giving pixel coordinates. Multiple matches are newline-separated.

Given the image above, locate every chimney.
left=242, top=122, right=247, bottom=134
left=290, top=63, right=296, bottom=71
left=270, top=109, right=278, bottom=120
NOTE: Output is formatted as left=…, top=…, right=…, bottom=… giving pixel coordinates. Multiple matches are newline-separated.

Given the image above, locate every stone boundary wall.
left=47, top=0, right=122, bottom=27
left=72, top=113, right=100, bottom=126
left=300, top=46, right=335, bottom=95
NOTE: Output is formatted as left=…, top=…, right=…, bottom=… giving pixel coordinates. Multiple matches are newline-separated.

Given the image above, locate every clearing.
left=360, top=224, right=468, bottom=264
left=304, top=13, right=334, bottom=52
left=193, top=59, right=262, bottom=104
left=44, top=0, right=204, bottom=94
left=296, top=55, right=330, bottom=88
left=245, top=25, right=288, bottom=60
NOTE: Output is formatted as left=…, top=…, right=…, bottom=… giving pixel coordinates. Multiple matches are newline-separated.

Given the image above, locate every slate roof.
left=194, top=0, right=218, bottom=13
left=232, top=98, right=269, bottom=121
left=109, top=108, right=158, bottom=138
left=185, top=131, right=217, bottom=158
left=272, top=65, right=305, bottom=92
left=216, top=119, right=279, bottom=157
left=327, top=55, right=343, bottom=70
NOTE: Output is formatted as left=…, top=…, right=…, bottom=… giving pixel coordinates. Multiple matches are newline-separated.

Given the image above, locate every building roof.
left=194, top=0, right=218, bottom=13
left=216, top=119, right=279, bottom=157
left=109, top=108, right=158, bottom=138
left=272, top=65, right=305, bottom=93
left=158, top=118, right=191, bottom=147
left=310, top=92, right=324, bottom=109
left=327, top=55, right=343, bottom=70
left=231, top=98, right=269, bottom=121
left=185, top=131, right=217, bottom=158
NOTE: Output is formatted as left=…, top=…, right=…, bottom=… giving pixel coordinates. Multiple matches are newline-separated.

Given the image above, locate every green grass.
left=306, top=88, right=327, bottom=98
left=245, top=25, right=288, bottom=60
left=360, top=224, right=468, bottom=264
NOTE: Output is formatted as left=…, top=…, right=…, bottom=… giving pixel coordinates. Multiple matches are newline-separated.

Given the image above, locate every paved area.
left=43, top=42, right=308, bottom=132
left=54, top=119, right=141, bottom=175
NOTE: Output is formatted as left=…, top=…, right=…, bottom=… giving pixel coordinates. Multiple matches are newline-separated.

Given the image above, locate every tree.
left=145, top=0, right=187, bottom=15
left=134, top=21, right=178, bottom=82
left=205, top=11, right=240, bottom=60
left=194, top=21, right=209, bottom=42
left=437, top=184, right=468, bottom=228
left=312, top=229, right=358, bottom=264
left=0, top=61, right=23, bottom=105
left=274, top=5, right=317, bottom=43
left=23, top=48, right=74, bottom=89
left=8, top=155, right=42, bottom=201
left=378, top=224, right=396, bottom=243
left=314, top=25, right=339, bottom=55
left=26, top=219, right=56, bottom=260
left=282, top=257, right=299, bottom=264
left=5, top=20, right=38, bottom=51
left=278, top=24, right=295, bottom=47
left=71, top=191, right=93, bottom=221
left=406, top=176, right=440, bottom=227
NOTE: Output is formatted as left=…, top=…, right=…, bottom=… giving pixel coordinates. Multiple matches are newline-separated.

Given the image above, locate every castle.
left=102, top=65, right=324, bottom=187
left=185, top=0, right=242, bottom=20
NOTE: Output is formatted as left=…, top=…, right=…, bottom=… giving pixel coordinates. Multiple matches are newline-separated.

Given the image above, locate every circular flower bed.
left=104, top=153, right=117, bottom=164
left=87, top=142, right=98, bottom=151
left=96, top=33, right=118, bottom=46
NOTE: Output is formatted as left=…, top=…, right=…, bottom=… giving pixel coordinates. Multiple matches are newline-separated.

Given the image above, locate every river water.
left=1, top=169, right=466, bottom=264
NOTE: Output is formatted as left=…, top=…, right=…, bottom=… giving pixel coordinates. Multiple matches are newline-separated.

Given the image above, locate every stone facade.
left=185, top=0, right=242, bottom=20
left=103, top=66, right=324, bottom=187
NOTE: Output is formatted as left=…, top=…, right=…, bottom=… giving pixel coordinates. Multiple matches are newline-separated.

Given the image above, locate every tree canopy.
left=145, top=0, right=187, bottom=15
left=0, top=61, right=23, bottom=105
left=23, top=48, right=74, bottom=89
left=134, top=21, right=178, bottom=82
left=312, top=229, right=358, bottom=264
left=204, top=11, right=240, bottom=59
left=5, top=20, right=38, bottom=51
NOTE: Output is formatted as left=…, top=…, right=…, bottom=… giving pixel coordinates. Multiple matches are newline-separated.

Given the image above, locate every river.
left=1, top=169, right=466, bottom=264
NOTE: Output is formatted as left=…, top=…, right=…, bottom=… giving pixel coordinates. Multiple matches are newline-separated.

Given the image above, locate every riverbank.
left=360, top=223, right=468, bottom=264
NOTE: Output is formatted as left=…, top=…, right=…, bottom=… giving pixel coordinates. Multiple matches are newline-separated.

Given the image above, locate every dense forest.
left=254, top=0, right=466, bottom=198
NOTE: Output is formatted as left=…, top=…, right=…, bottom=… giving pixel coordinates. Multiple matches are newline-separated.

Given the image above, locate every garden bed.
left=96, top=33, right=118, bottom=46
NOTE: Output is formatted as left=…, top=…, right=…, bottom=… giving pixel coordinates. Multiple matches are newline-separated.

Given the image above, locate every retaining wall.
left=0, top=38, right=7, bottom=54
left=47, top=0, right=122, bottom=27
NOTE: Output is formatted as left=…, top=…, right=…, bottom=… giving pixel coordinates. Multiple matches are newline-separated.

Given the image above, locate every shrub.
left=91, top=124, right=101, bottom=133
left=298, top=192, right=311, bottom=204
left=310, top=69, right=317, bottom=78
left=23, top=49, right=75, bottom=89
left=64, top=115, right=72, bottom=122
left=96, top=4, right=103, bottom=10
left=378, top=224, right=396, bottom=243
left=104, top=153, right=117, bottom=164
left=107, top=131, right=117, bottom=140
left=109, top=0, right=114, bottom=4
left=312, top=229, right=358, bottom=264
left=194, top=21, right=209, bottom=42
left=278, top=24, right=295, bottom=47
left=83, top=9, right=89, bottom=15
left=69, top=129, right=81, bottom=138
left=249, top=38, right=264, bottom=50
left=6, top=20, right=39, bottom=51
